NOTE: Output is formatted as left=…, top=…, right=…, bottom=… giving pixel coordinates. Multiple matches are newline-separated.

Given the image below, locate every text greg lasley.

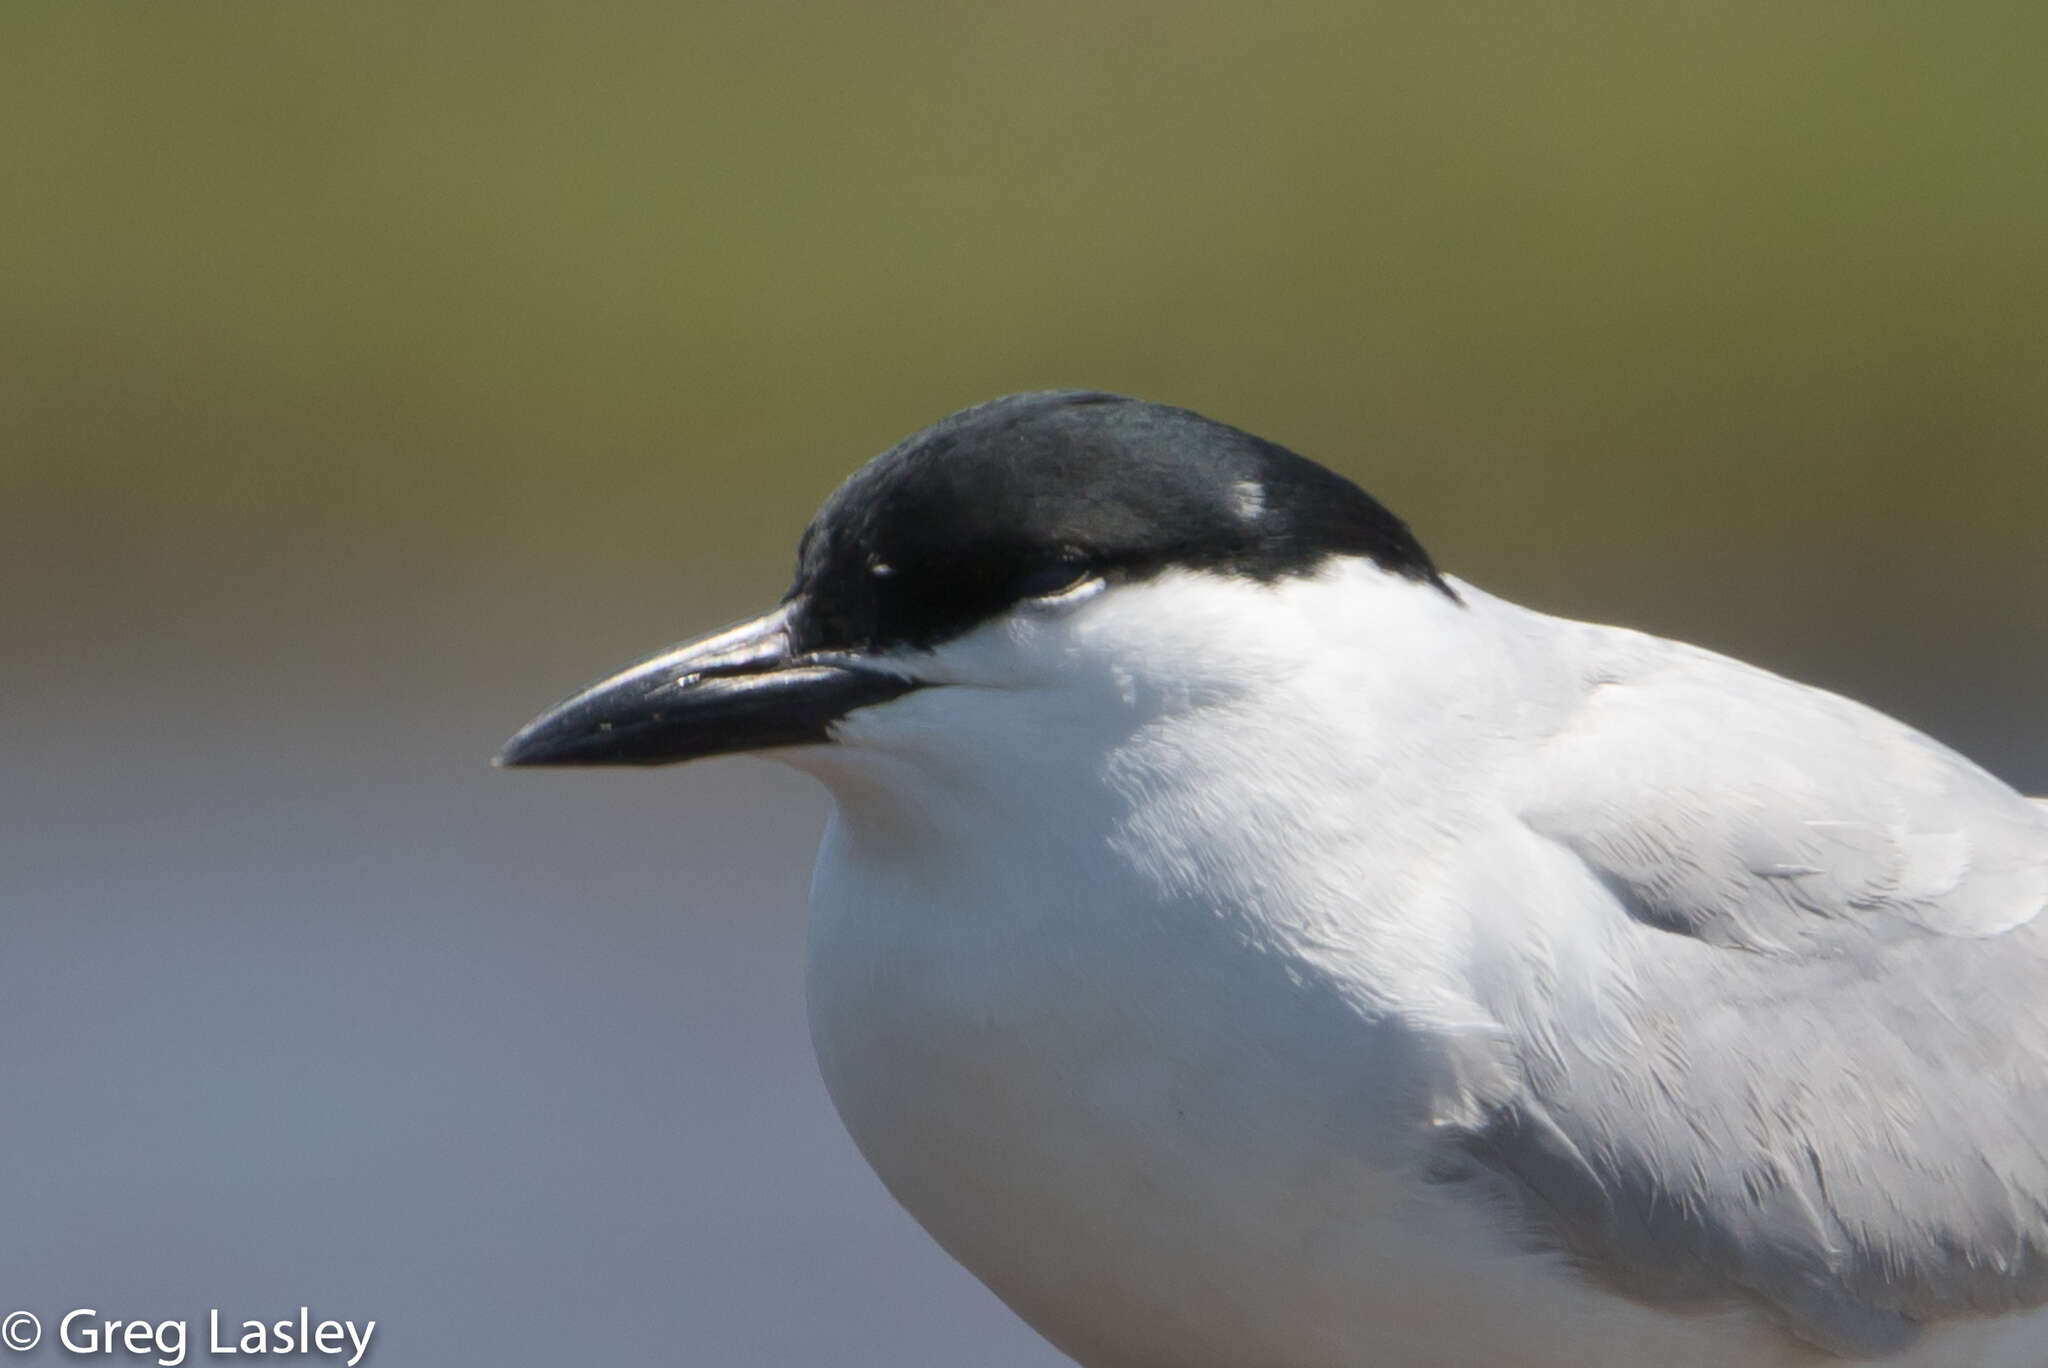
left=58, top=1308, right=372, bottom=1367
left=211, top=1308, right=374, bottom=1365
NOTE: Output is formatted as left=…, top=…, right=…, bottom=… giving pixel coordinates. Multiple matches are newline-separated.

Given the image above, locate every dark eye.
left=1013, top=556, right=1094, bottom=599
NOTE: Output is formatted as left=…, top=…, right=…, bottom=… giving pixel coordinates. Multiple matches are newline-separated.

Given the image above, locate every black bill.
left=494, top=603, right=923, bottom=767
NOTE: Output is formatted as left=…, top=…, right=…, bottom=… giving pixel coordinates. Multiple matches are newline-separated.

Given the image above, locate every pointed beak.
left=494, top=603, right=923, bottom=768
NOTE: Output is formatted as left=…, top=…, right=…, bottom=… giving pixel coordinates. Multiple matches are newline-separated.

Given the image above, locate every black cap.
left=790, top=390, right=1448, bottom=655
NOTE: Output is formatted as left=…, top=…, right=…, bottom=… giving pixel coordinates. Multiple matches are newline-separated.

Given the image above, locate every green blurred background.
left=3, top=5, right=2043, bottom=1365
left=9, top=4, right=2045, bottom=656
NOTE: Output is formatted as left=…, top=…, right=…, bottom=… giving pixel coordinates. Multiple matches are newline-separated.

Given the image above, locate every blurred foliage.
left=2, top=2, right=2043, bottom=657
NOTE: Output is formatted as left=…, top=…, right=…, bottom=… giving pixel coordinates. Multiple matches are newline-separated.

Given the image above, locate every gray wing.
left=1461, top=641, right=2048, bottom=1357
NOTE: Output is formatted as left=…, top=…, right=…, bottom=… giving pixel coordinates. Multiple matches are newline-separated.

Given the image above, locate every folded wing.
left=1465, top=641, right=2048, bottom=1355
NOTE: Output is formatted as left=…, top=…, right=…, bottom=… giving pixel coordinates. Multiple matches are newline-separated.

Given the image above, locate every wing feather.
left=1463, top=639, right=2048, bottom=1354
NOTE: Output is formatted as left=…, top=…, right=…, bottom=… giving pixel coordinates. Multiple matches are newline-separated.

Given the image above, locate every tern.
left=499, top=391, right=2048, bottom=1367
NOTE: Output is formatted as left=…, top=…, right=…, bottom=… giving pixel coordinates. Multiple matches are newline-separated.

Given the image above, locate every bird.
left=498, top=390, right=2048, bottom=1367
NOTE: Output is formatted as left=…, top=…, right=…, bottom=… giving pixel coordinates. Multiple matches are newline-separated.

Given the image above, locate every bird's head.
left=496, top=391, right=1453, bottom=792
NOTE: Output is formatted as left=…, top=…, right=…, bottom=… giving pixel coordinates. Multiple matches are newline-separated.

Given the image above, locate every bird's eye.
left=1014, top=557, right=1095, bottom=600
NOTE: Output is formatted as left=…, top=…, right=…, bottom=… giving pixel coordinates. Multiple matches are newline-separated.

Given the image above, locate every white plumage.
left=795, top=563, right=2048, bottom=1367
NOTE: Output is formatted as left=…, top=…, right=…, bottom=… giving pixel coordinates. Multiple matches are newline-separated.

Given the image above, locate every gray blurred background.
left=3, top=5, right=2044, bottom=1364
